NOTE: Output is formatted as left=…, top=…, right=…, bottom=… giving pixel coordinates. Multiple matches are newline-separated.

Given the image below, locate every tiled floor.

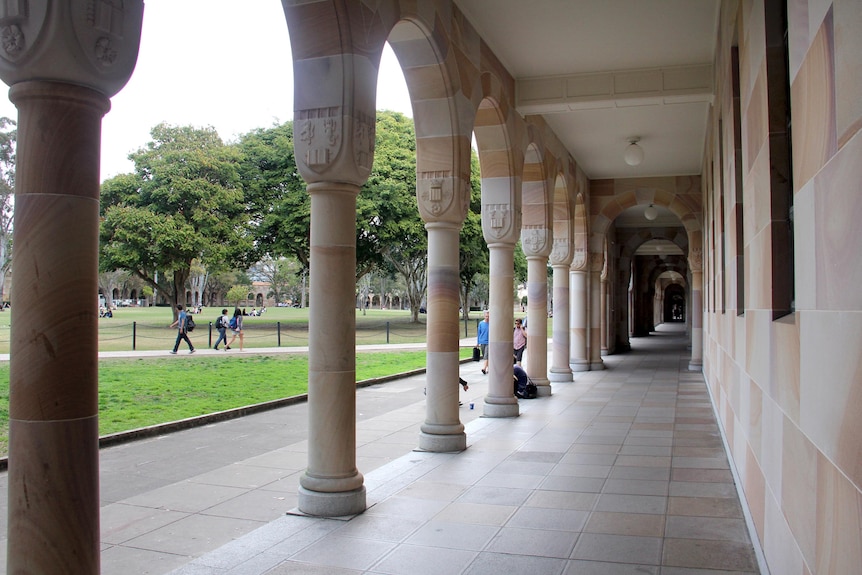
left=0, top=323, right=763, bottom=574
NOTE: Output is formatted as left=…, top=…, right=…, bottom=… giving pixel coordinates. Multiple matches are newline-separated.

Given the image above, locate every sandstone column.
left=549, top=240, right=573, bottom=382
left=688, top=247, right=704, bottom=371
left=0, top=3, right=143, bottom=572
left=288, top=52, right=379, bottom=514
left=484, top=242, right=519, bottom=416
left=522, top=227, right=552, bottom=395
left=589, top=252, right=605, bottom=370
left=569, top=249, right=589, bottom=371
left=418, top=170, right=469, bottom=452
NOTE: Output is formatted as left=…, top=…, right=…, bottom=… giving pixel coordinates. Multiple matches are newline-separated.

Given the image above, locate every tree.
left=238, top=122, right=386, bottom=282
left=236, top=123, right=310, bottom=271
left=363, top=110, right=427, bottom=322
left=100, top=124, right=256, bottom=320
left=226, top=285, right=248, bottom=307
left=251, top=256, right=298, bottom=305
left=459, top=150, right=488, bottom=318
left=0, top=117, right=15, bottom=302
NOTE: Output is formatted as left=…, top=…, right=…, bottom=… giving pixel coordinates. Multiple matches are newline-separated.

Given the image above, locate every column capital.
left=688, top=246, right=703, bottom=271
left=520, top=226, right=552, bottom=258
left=482, top=201, right=520, bottom=243
left=569, top=247, right=587, bottom=271
left=549, top=237, right=573, bottom=266
left=294, top=108, right=376, bottom=187
left=417, top=171, right=470, bottom=224
left=0, top=1, right=143, bottom=97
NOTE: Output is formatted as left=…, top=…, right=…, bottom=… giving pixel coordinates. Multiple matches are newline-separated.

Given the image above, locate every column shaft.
left=549, top=264, right=572, bottom=382
left=688, top=270, right=703, bottom=370
left=7, top=81, right=110, bottom=574
left=420, top=223, right=466, bottom=451
left=589, top=269, right=605, bottom=370
left=569, top=269, right=589, bottom=371
left=483, top=244, right=519, bottom=417
left=526, top=256, right=550, bottom=395
left=299, top=182, right=366, bottom=516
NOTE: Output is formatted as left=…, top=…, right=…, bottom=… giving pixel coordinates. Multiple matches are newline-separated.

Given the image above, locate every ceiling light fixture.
left=644, top=204, right=658, bottom=221
left=624, top=137, right=644, bottom=166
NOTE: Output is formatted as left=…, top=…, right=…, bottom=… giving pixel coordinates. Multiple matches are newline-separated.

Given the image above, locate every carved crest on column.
left=79, top=0, right=127, bottom=68
left=588, top=252, right=604, bottom=273
left=688, top=247, right=703, bottom=271
left=571, top=247, right=587, bottom=270
left=418, top=171, right=454, bottom=217
left=550, top=238, right=571, bottom=265
left=485, top=203, right=512, bottom=239
left=521, top=226, right=549, bottom=256
left=353, top=112, right=375, bottom=171
left=297, top=107, right=342, bottom=173
left=0, top=1, right=41, bottom=62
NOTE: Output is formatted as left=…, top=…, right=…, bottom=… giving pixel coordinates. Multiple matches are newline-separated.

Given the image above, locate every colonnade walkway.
left=0, top=323, right=762, bottom=574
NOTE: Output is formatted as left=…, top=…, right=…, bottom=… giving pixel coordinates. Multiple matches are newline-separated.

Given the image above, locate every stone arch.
left=619, top=227, right=690, bottom=260
left=592, top=178, right=703, bottom=263
left=386, top=13, right=475, bottom=225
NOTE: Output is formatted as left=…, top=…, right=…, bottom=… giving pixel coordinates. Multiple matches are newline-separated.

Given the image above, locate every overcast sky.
left=0, top=0, right=412, bottom=182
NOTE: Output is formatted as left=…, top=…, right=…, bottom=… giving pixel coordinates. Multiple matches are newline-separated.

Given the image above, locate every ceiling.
left=454, top=0, right=720, bottom=181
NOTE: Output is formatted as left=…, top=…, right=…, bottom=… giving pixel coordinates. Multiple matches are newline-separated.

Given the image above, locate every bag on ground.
left=523, top=378, right=538, bottom=399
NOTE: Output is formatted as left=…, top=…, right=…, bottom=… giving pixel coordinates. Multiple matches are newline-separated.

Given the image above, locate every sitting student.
left=513, top=361, right=529, bottom=398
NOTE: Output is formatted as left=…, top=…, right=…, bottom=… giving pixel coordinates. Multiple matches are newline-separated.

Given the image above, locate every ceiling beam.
left=516, top=64, right=713, bottom=114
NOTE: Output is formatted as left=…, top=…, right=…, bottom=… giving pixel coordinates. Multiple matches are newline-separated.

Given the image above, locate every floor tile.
left=506, top=507, right=589, bottom=532
left=367, top=544, right=476, bottom=575
left=665, top=515, right=751, bottom=543
left=662, top=537, right=758, bottom=571
left=485, top=526, right=578, bottom=558
left=583, top=511, right=665, bottom=537
left=667, top=496, right=743, bottom=518
left=405, top=520, right=499, bottom=551
left=463, top=552, right=568, bottom=575
left=571, top=532, right=662, bottom=564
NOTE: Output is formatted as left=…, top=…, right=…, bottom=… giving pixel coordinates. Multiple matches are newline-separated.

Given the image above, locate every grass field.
left=0, top=348, right=473, bottom=457
left=0, top=307, right=484, bottom=353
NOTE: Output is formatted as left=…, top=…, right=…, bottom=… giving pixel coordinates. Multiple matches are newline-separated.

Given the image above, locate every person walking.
left=477, top=310, right=490, bottom=374
left=225, top=307, right=244, bottom=351
left=513, top=318, right=527, bottom=365
left=213, top=308, right=230, bottom=350
left=169, top=304, right=195, bottom=354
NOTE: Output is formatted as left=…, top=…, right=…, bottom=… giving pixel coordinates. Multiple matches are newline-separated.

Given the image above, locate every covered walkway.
left=0, top=323, right=759, bottom=574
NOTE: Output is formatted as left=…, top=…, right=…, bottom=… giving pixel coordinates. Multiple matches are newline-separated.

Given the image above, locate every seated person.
left=513, top=361, right=529, bottom=397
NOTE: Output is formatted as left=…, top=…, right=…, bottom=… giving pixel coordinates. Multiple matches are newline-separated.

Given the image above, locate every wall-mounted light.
left=644, top=204, right=658, bottom=221
left=624, top=137, right=644, bottom=166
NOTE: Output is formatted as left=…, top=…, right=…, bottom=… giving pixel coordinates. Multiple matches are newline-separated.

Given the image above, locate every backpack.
left=229, top=316, right=238, bottom=330
left=215, top=316, right=224, bottom=330
left=523, top=378, right=538, bottom=399
left=186, top=315, right=196, bottom=332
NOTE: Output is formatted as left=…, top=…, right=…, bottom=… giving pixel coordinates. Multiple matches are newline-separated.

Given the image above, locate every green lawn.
left=0, top=348, right=473, bottom=457
left=0, top=307, right=485, bottom=353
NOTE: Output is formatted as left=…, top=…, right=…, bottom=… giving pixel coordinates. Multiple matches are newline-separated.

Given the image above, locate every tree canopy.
left=100, top=124, right=255, bottom=317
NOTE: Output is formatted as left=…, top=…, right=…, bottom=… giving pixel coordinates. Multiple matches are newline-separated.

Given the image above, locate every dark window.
left=765, top=0, right=795, bottom=319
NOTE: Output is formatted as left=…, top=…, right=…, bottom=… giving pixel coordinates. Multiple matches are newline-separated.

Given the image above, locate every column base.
left=297, top=486, right=366, bottom=518
left=571, top=360, right=591, bottom=372
left=688, top=361, right=703, bottom=372
left=483, top=400, right=520, bottom=418
left=548, top=370, right=573, bottom=382
left=418, top=431, right=466, bottom=453
left=590, top=360, right=605, bottom=370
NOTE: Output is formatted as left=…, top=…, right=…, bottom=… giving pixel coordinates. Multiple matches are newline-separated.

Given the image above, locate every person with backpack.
left=169, top=304, right=196, bottom=354
left=213, top=308, right=230, bottom=350
left=225, top=307, right=244, bottom=351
